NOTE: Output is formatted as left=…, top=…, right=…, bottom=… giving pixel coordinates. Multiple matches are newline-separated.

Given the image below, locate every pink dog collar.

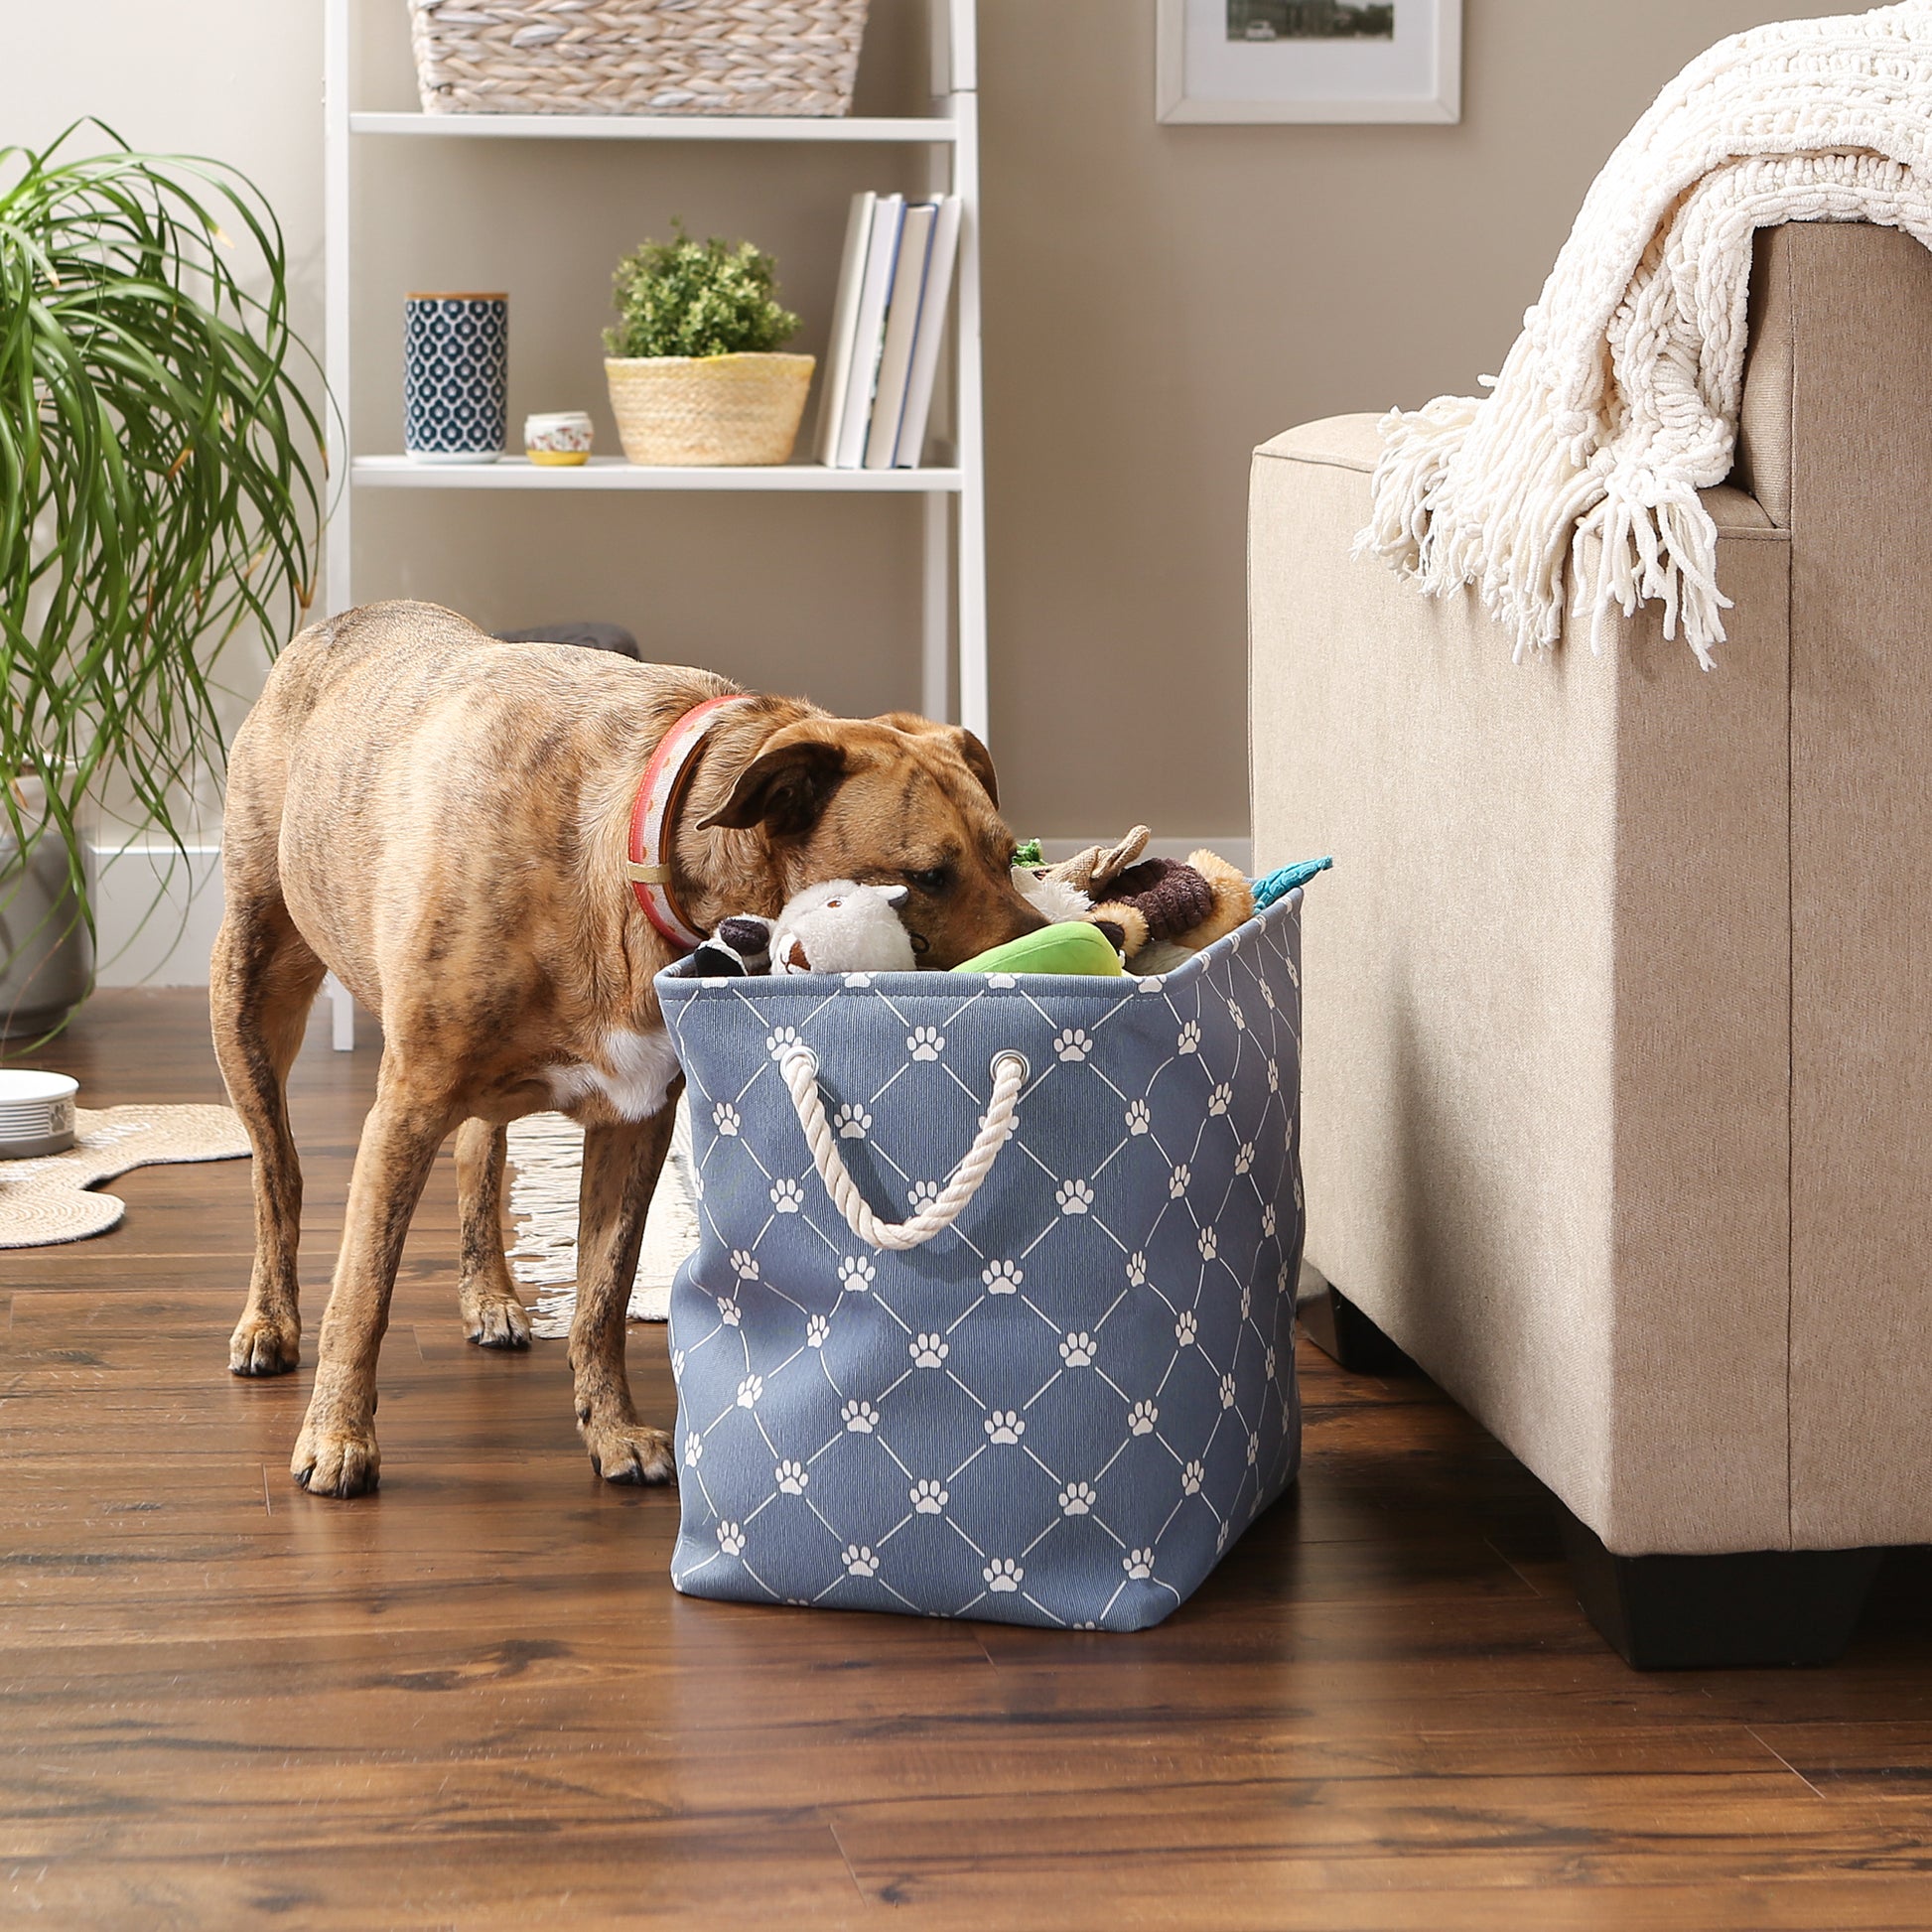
left=625, top=693, right=755, bottom=952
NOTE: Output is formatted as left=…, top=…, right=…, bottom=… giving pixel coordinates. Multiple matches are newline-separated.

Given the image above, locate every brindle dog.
left=212, top=600, right=1043, bottom=1497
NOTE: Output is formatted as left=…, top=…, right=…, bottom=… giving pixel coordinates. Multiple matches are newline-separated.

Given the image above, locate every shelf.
left=349, top=111, right=960, bottom=144
left=351, top=455, right=965, bottom=492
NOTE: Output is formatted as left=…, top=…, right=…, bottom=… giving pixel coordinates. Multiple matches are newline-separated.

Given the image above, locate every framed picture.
left=1157, top=0, right=1461, bottom=125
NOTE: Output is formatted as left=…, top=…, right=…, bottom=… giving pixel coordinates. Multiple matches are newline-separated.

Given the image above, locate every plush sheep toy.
left=770, top=880, right=916, bottom=976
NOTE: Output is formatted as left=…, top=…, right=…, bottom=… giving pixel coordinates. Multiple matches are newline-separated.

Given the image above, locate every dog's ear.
left=873, top=712, right=1000, bottom=808
left=697, top=727, right=849, bottom=837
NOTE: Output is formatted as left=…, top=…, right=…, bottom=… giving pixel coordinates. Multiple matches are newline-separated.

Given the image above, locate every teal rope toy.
left=1252, top=856, right=1333, bottom=909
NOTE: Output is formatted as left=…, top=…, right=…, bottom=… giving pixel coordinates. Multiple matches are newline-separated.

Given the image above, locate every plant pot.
left=605, top=353, right=815, bottom=467
left=1, top=783, right=93, bottom=1041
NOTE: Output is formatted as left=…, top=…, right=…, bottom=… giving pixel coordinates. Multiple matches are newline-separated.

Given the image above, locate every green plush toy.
left=952, top=921, right=1123, bottom=978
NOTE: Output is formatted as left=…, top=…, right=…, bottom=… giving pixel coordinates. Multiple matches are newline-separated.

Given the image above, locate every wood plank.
left=6, top=990, right=1932, bottom=1928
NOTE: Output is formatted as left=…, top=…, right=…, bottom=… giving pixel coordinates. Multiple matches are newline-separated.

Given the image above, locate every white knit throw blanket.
left=1360, top=1, right=1932, bottom=666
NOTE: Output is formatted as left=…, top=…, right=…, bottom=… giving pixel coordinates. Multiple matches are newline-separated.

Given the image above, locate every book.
left=892, top=196, right=962, bottom=469
left=812, top=192, right=877, bottom=469
left=832, top=193, right=903, bottom=471
left=864, top=202, right=937, bottom=470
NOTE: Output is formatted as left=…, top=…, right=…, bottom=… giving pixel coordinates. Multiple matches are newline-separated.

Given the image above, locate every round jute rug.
left=0, top=1104, right=250, bottom=1248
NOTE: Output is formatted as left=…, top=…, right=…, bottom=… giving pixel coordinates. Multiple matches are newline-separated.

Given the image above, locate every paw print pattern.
left=910, top=1479, right=948, bottom=1513
left=1261, top=979, right=1277, bottom=1010
left=731, top=1249, right=759, bottom=1281
left=1207, top=1083, right=1232, bottom=1116
left=1234, top=1142, right=1255, bottom=1175
left=1246, top=1430, right=1260, bottom=1467
left=1055, top=1178, right=1094, bottom=1215
left=1177, top=1021, right=1201, bottom=1056
left=1169, top=1164, right=1190, bottom=1199
left=833, top=1102, right=871, bottom=1140
left=717, top=1522, right=745, bottom=1557
left=1053, top=1028, right=1091, bottom=1063
left=906, top=1025, right=945, bottom=1061
left=842, top=1399, right=880, bottom=1434
left=1125, top=1099, right=1151, bottom=1136
left=1126, top=1252, right=1148, bottom=1288
left=1198, top=1226, right=1218, bottom=1262
left=1058, top=1331, right=1095, bottom=1368
left=1174, top=1310, right=1198, bottom=1347
left=1226, top=996, right=1247, bottom=1032
left=1123, top=1548, right=1155, bottom=1580
left=716, top=1296, right=742, bottom=1328
left=769, top=1177, right=804, bottom=1213
left=1216, top=1520, right=1230, bottom=1555
left=907, top=1179, right=942, bottom=1212
left=736, top=1374, right=762, bottom=1409
left=843, top=1544, right=879, bottom=1578
left=842, top=971, right=874, bottom=988
left=838, top=1256, right=876, bottom=1295
left=985, top=1410, right=1026, bottom=1445
left=684, top=1432, right=703, bottom=1468
left=1058, top=1481, right=1096, bottom=1516
left=988, top=972, right=1018, bottom=989
left=1266, top=1058, right=1280, bottom=1094
left=983, top=1558, right=1024, bottom=1593
left=764, top=1026, right=800, bottom=1059
left=1219, top=1372, right=1237, bottom=1410
left=1261, top=1203, right=1277, bottom=1238
left=671, top=1348, right=686, bottom=1382
left=910, top=1331, right=949, bottom=1368
left=713, top=1102, right=741, bottom=1136
left=1181, top=1459, right=1204, bottom=1495
left=1128, top=1401, right=1158, bottom=1437
left=1239, top=1283, right=1252, bottom=1321
left=982, top=1260, right=1024, bottom=1295
left=805, top=1313, right=830, bottom=1349
left=1265, top=1344, right=1278, bottom=1380
left=775, top=1459, right=808, bottom=1494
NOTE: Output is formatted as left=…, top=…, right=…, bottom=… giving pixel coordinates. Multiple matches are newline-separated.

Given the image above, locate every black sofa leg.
left=1294, top=1263, right=1416, bottom=1375
left=1557, top=1500, right=1883, bottom=1668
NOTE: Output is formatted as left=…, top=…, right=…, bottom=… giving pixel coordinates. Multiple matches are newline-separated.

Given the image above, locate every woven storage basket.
left=409, top=1, right=871, bottom=117
left=606, top=353, right=814, bottom=465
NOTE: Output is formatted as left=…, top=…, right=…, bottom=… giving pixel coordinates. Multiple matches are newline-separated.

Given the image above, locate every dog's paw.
left=292, top=1419, right=381, bottom=1497
left=229, top=1310, right=300, bottom=1377
left=580, top=1413, right=675, bottom=1486
left=460, top=1284, right=533, bottom=1350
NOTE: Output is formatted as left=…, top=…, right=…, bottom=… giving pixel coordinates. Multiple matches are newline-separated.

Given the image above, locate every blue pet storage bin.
left=656, top=890, right=1309, bottom=1631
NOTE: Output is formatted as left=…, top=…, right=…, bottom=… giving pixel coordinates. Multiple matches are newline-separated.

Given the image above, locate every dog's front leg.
left=570, top=1105, right=678, bottom=1484
left=292, top=1073, right=456, bottom=1496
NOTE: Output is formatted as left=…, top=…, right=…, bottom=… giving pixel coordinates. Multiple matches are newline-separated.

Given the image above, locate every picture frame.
left=1156, top=0, right=1461, bottom=125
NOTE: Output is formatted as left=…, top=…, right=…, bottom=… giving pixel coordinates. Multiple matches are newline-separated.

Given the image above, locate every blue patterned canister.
left=404, top=293, right=507, bottom=462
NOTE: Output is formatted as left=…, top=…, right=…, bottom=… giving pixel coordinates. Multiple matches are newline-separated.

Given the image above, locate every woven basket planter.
left=409, top=1, right=871, bottom=118
left=606, top=353, right=815, bottom=466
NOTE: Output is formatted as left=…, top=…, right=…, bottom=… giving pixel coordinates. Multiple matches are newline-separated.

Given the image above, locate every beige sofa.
left=1249, top=222, right=1932, bottom=1666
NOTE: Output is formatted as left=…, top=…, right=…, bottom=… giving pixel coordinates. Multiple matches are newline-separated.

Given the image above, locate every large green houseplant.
left=1, top=124, right=324, bottom=1037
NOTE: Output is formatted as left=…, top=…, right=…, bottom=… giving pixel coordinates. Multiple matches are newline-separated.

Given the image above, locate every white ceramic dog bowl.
left=0, top=1069, right=79, bottom=1158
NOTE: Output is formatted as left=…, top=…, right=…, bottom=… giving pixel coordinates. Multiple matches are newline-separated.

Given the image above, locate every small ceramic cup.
left=404, top=293, right=508, bottom=463
left=524, top=410, right=594, bottom=467
left=0, top=1068, right=78, bottom=1158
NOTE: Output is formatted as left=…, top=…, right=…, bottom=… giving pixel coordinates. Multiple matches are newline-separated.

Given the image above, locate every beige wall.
left=4, top=0, right=1797, bottom=847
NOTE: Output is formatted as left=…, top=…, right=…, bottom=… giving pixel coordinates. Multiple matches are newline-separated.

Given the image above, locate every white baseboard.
left=85, top=836, right=1258, bottom=989
left=90, top=844, right=224, bottom=988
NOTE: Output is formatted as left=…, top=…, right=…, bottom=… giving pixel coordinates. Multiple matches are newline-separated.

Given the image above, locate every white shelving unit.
left=321, top=0, right=986, bottom=735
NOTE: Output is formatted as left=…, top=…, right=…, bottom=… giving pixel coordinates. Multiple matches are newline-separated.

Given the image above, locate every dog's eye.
left=904, top=867, right=950, bottom=895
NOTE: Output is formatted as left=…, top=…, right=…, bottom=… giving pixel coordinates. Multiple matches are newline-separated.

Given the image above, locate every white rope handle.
left=780, top=1044, right=1027, bottom=1252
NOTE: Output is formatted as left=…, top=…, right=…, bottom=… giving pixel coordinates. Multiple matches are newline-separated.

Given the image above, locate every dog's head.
left=698, top=710, right=1045, bottom=969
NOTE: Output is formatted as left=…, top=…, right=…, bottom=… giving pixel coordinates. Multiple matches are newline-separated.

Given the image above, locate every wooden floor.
left=7, top=994, right=1932, bottom=1928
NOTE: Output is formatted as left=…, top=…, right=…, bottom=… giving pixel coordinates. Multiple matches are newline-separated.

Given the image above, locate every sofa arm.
left=1250, top=414, right=1796, bottom=1556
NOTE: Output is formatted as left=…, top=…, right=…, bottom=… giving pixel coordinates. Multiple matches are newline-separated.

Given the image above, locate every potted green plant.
left=603, top=224, right=813, bottom=467
left=0, top=125, right=323, bottom=1040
